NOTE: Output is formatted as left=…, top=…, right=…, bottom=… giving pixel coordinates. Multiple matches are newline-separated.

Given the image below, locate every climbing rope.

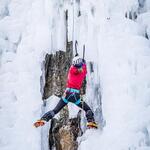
left=72, top=0, right=75, bottom=53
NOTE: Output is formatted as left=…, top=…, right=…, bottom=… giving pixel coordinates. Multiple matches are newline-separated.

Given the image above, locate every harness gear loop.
left=62, top=93, right=73, bottom=104
left=62, top=88, right=81, bottom=105
left=73, top=93, right=81, bottom=105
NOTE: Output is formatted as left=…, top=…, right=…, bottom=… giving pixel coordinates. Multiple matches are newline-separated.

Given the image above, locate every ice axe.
left=83, top=44, right=85, bottom=60
left=75, top=40, right=79, bottom=56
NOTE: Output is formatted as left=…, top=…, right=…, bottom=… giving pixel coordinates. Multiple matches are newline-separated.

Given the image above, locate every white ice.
left=0, top=0, right=150, bottom=150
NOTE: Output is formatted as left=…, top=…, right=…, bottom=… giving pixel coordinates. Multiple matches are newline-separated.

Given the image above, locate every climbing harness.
left=66, top=88, right=80, bottom=93
left=62, top=88, right=81, bottom=105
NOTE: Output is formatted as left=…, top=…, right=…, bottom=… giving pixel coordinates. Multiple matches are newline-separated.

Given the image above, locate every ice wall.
left=79, top=0, right=150, bottom=149
left=0, top=0, right=52, bottom=150
left=0, top=0, right=150, bottom=150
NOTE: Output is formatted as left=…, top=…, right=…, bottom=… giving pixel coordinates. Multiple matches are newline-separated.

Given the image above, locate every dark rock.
left=49, top=110, right=82, bottom=150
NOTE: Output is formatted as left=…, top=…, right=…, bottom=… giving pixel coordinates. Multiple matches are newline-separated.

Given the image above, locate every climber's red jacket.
left=66, top=63, right=87, bottom=90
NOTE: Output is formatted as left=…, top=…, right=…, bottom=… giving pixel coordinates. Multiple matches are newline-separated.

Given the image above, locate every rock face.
left=42, top=42, right=73, bottom=99
left=41, top=41, right=84, bottom=150
left=49, top=111, right=82, bottom=150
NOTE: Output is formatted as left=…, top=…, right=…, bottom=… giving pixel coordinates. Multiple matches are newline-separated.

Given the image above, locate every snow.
left=0, top=1, right=51, bottom=150
left=137, top=11, right=150, bottom=39
left=0, top=0, right=150, bottom=150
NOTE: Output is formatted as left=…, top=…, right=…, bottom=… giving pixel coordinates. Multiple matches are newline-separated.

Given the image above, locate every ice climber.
left=34, top=55, right=98, bottom=128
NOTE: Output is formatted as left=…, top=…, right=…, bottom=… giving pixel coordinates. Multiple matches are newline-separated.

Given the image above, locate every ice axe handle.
left=83, top=45, right=85, bottom=60
left=75, top=41, right=78, bottom=56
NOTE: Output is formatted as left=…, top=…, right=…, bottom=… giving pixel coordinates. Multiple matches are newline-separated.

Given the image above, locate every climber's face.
left=78, top=67, right=83, bottom=72
left=72, top=56, right=83, bottom=68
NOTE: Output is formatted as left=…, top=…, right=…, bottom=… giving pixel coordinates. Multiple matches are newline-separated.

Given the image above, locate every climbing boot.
left=34, top=119, right=46, bottom=128
left=87, top=122, right=98, bottom=129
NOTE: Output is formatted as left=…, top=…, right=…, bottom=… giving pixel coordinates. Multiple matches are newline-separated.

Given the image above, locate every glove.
left=82, top=59, right=86, bottom=63
left=75, top=53, right=79, bottom=57
left=33, top=119, right=46, bottom=128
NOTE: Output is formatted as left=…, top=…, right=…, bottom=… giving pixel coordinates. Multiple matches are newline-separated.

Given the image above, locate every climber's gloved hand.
left=33, top=119, right=46, bottom=128
left=82, top=58, right=86, bottom=64
left=75, top=53, right=79, bottom=57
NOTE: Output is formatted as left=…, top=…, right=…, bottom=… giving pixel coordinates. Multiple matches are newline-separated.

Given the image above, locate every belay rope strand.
left=81, top=45, right=86, bottom=128
left=72, top=0, right=75, bottom=53
left=81, top=45, right=85, bottom=114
